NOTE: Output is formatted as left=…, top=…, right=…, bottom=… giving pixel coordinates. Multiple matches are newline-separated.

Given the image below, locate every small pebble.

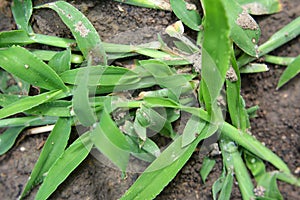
left=20, top=147, right=26, bottom=152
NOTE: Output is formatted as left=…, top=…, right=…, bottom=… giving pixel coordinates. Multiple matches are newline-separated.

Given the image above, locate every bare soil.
left=0, top=0, right=299, bottom=199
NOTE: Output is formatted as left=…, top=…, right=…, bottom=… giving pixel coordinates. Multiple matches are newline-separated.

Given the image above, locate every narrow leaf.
left=182, top=115, right=206, bottom=147
left=277, top=55, right=300, bottom=89
left=38, top=1, right=107, bottom=65
left=34, top=132, right=93, bottom=200
left=113, top=0, right=171, bottom=10
left=237, top=17, right=300, bottom=67
left=237, top=0, right=282, bottom=15
left=60, top=65, right=140, bottom=86
left=240, top=63, right=269, bottom=73
left=223, top=0, right=261, bottom=57
left=72, top=66, right=96, bottom=126
left=91, top=123, right=130, bottom=172
left=0, top=116, right=57, bottom=128
left=12, top=0, right=33, bottom=33
left=170, top=0, right=201, bottom=31
left=48, top=49, right=71, bottom=74
left=120, top=134, right=203, bottom=200
left=0, top=30, right=34, bottom=47
left=26, top=101, right=72, bottom=117
left=20, top=118, right=72, bottom=198
left=0, top=46, right=68, bottom=91
left=200, top=0, right=231, bottom=119
left=0, top=90, right=64, bottom=119
left=200, top=157, right=216, bottom=183
left=0, top=126, right=24, bottom=155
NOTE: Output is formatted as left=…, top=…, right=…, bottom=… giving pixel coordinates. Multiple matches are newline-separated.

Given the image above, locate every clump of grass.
left=0, top=0, right=299, bottom=200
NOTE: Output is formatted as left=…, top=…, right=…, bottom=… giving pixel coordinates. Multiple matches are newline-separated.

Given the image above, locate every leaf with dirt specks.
left=36, top=1, right=107, bottom=65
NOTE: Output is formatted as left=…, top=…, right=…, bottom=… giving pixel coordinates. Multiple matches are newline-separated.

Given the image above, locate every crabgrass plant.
left=0, top=0, right=299, bottom=199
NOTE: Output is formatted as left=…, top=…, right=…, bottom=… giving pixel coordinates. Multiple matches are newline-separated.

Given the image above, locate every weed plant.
left=0, top=0, right=299, bottom=199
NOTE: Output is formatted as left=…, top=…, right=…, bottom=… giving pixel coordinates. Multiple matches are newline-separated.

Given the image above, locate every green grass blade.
left=221, top=123, right=290, bottom=173
left=31, top=49, right=83, bottom=64
left=256, top=173, right=283, bottom=199
left=237, top=16, right=300, bottom=67
left=0, top=116, right=58, bottom=128
left=32, top=34, right=76, bottom=48
left=232, top=151, right=255, bottom=199
left=170, top=0, right=201, bottom=31
left=60, top=65, right=140, bottom=86
left=237, top=0, right=282, bottom=15
left=34, top=132, right=93, bottom=200
left=97, top=109, right=131, bottom=152
left=240, top=63, right=269, bottom=73
left=12, top=0, right=33, bottom=33
left=91, top=123, right=130, bottom=172
left=0, top=90, right=64, bottom=119
left=264, top=55, right=295, bottom=65
left=20, top=118, right=72, bottom=199
left=48, top=49, right=71, bottom=74
left=226, top=52, right=250, bottom=130
left=223, top=0, right=261, bottom=57
left=275, top=172, right=300, bottom=186
left=0, top=30, right=35, bottom=47
left=0, top=126, right=24, bottom=155
left=37, top=1, right=107, bottom=65
left=72, top=67, right=97, bottom=127
left=200, top=157, right=216, bottom=183
left=217, top=171, right=233, bottom=200
left=0, top=46, right=68, bottom=91
left=120, top=134, right=204, bottom=200
left=200, top=0, right=231, bottom=116
left=114, top=0, right=171, bottom=10
left=0, top=71, right=29, bottom=95
left=244, top=151, right=266, bottom=180
left=212, top=170, right=225, bottom=200
left=277, top=55, right=300, bottom=89
left=25, top=100, right=72, bottom=117
left=182, top=115, right=206, bottom=147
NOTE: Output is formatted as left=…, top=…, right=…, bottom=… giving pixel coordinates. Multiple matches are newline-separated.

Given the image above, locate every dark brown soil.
left=0, top=0, right=299, bottom=199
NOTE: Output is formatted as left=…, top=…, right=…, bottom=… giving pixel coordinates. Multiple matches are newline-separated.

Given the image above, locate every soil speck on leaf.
left=236, top=10, right=259, bottom=30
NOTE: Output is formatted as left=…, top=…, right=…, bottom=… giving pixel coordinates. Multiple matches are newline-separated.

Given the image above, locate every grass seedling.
left=0, top=0, right=299, bottom=200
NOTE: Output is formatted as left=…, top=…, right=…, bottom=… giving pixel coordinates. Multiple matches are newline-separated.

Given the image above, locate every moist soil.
left=0, top=0, right=299, bottom=199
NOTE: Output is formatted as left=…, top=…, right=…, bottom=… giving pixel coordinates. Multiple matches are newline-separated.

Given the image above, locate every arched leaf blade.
left=0, top=46, right=68, bottom=91
left=37, top=1, right=107, bottom=65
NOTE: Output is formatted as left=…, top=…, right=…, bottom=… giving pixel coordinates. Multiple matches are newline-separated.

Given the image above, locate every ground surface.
left=0, top=0, right=299, bottom=199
